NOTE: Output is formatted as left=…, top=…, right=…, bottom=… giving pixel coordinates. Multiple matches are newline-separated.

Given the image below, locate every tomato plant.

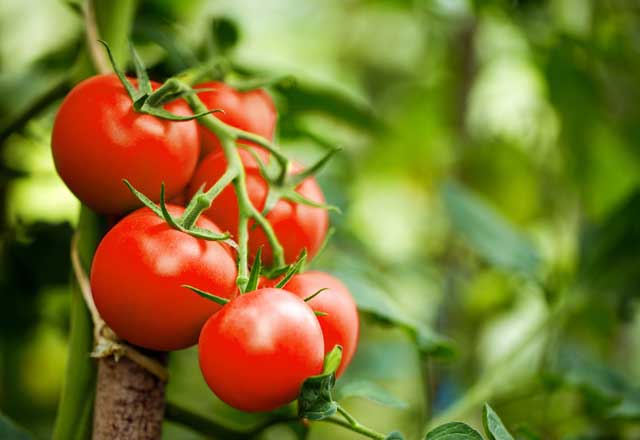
left=195, top=81, right=276, bottom=158
left=90, top=205, right=237, bottom=351
left=198, top=287, right=324, bottom=412
left=283, top=271, right=359, bottom=378
left=187, top=150, right=329, bottom=265
left=51, top=74, right=200, bottom=214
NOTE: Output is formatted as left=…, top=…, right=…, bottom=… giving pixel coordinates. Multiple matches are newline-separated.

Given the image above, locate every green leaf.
left=122, top=179, right=162, bottom=217
left=482, top=404, right=514, bottom=440
left=298, top=346, right=342, bottom=421
left=322, top=345, right=342, bottom=375
left=425, top=422, right=484, bottom=440
left=304, top=288, right=328, bottom=302
left=274, top=250, right=307, bottom=289
left=246, top=247, right=263, bottom=292
left=182, top=285, right=229, bottom=306
left=608, top=389, right=640, bottom=420
left=331, top=267, right=455, bottom=359
left=97, top=40, right=140, bottom=101
left=385, top=432, right=406, bottom=440
left=548, top=348, right=627, bottom=406
left=0, top=412, right=33, bottom=440
left=129, top=42, right=152, bottom=95
left=442, top=181, right=540, bottom=277
left=336, top=380, right=408, bottom=409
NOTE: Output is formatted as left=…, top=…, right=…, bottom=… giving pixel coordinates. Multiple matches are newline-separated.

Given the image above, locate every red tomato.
left=195, top=81, right=276, bottom=158
left=198, top=287, right=324, bottom=412
left=278, top=271, right=359, bottom=377
left=90, top=205, right=237, bottom=351
left=52, top=74, right=200, bottom=214
left=187, top=151, right=329, bottom=265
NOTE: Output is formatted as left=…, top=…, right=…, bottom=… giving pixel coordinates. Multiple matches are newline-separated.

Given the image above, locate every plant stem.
left=180, top=168, right=237, bottom=229
left=52, top=208, right=104, bottom=440
left=180, top=85, right=286, bottom=288
left=165, top=401, right=298, bottom=439
left=318, top=406, right=386, bottom=440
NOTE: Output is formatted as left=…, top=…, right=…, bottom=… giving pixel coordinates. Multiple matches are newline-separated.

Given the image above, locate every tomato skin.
left=90, top=205, right=237, bottom=351
left=198, top=288, right=324, bottom=412
left=278, top=272, right=359, bottom=377
left=187, top=151, right=329, bottom=265
left=195, top=81, right=276, bottom=158
left=52, top=74, right=200, bottom=214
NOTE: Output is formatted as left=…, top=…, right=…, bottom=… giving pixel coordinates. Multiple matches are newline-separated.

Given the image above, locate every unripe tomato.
left=195, top=81, right=276, bottom=157
left=52, top=74, right=200, bottom=214
left=187, top=151, right=329, bottom=265
left=278, top=271, right=359, bottom=378
left=199, top=288, right=324, bottom=412
left=90, top=205, right=237, bottom=351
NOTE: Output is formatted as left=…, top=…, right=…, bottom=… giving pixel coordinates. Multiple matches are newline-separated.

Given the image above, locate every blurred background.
left=2, top=0, right=640, bottom=439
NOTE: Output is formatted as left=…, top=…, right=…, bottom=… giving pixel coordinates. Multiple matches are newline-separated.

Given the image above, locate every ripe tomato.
left=278, top=271, right=359, bottom=378
left=195, top=81, right=276, bottom=157
left=52, top=74, right=200, bottom=214
left=198, top=288, right=324, bottom=412
left=187, top=151, right=329, bottom=265
left=90, top=205, right=237, bottom=351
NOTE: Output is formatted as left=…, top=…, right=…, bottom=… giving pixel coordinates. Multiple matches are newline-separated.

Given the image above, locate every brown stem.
left=92, top=354, right=167, bottom=440
left=84, top=0, right=111, bottom=75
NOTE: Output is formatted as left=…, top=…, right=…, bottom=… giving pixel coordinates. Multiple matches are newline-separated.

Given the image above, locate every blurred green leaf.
left=425, top=422, right=484, bottom=440
left=608, top=390, right=640, bottom=420
left=0, top=412, right=33, bottom=439
left=482, top=404, right=513, bottom=440
left=385, top=432, right=406, bottom=440
left=336, top=380, right=408, bottom=409
left=331, top=267, right=455, bottom=358
left=211, top=17, right=240, bottom=54
left=547, top=347, right=628, bottom=407
left=579, top=190, right=640, bottom=318
left=442, top=181, right=541, bottom=277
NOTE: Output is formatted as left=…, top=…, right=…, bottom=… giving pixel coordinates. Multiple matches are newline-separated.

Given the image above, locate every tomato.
left=198, top=287, right=324, bottom=412
left=90, top=205, right=237, bottom=351
left=195, top=81, right=276, bottom=158
left=277, top=271, right=358, bottom=377
left=187, top=150, right=329, bottom=265
left=52, top=74, right=200, bottom=214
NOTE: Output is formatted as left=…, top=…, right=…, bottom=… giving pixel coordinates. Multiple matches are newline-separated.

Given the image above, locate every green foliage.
left=483, top=404, right=514, bottom=440
left=442, top=181, right=540, bottom=278
left=0, top=412, right=33, bottom=440
left=425, top=422, right=483, bottom=440
left=298, top=346, right=342, bottom=420
left=336, top=380, right=408, bottom=409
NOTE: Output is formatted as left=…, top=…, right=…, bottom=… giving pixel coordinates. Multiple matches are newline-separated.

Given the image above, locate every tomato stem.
left=180, top=168, right=237, bottom=229
left=322, top=405, right=386, bottom=440
left=179, top=84, right=287, bottom=290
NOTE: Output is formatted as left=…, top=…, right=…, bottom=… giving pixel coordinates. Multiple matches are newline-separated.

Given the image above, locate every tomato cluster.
left=52, top=74, right=358, bottom=413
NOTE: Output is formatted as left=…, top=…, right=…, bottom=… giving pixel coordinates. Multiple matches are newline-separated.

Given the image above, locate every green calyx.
left=98, top=40, right=221, bottom=121
left=100, top=40, right=341, bottom=292
left=181, top=285, right=229, bottom=306
left=123, top=180, right=233, bottom=244
left=243, top=146, right=342, bottom=215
